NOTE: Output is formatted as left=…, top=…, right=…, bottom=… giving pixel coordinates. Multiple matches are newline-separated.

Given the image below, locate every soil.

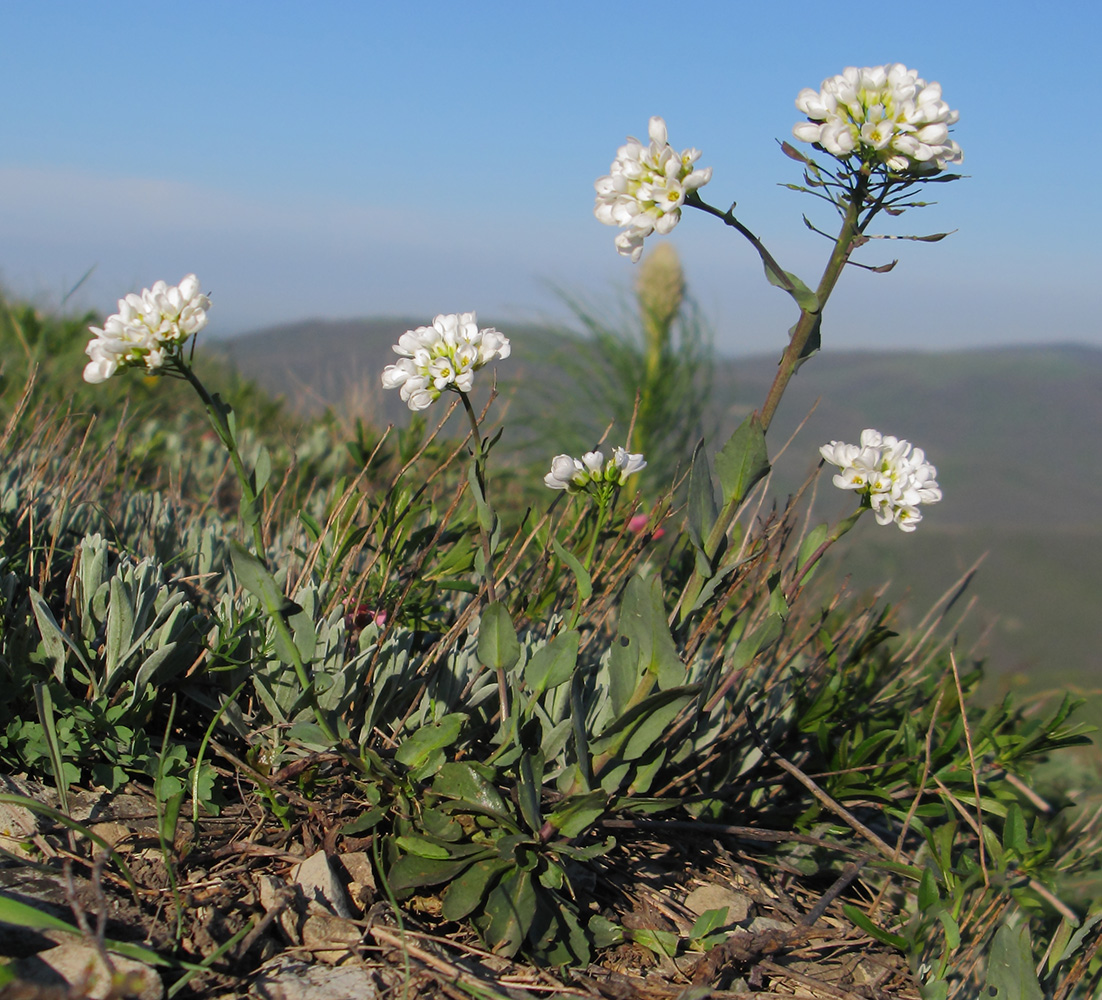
left=0, top=769, right=920, bottom=999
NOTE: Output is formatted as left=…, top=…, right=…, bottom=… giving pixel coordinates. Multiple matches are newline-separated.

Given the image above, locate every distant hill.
left=213, top=319, right=1102, bottom=700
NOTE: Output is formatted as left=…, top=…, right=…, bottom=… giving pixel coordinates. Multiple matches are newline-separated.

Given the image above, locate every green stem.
left=459, top=391, right=508, bottom=721
left=459, top=391, right=497, bottom=605
left=681, top=173, right=871, bottom=610
left=757, top=172, right=868, bottom=434
left=784, top=505, right=865, bottom=604
left=583, top=499, right=610, bottom=575
left=173, top=360, right=266, bottom=557
left=564, top=497, right=610, bottom=632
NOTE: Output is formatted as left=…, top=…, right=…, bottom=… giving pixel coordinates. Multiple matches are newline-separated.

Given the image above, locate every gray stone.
left=748, top=915, right=793, bottom=933
left=336, top=852, right=375, bottom=913
left=300, top=911, right=364, bottom=964
left=683, top=884, right=753, bottom=925
left=250, top=954, right=380, bottom=1000
left=11, top=938, right=162, bottom=1000
left=291, top=851, right=355, bottom=919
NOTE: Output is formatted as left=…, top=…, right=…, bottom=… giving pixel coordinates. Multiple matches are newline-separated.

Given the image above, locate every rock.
left=300, top=911, right=364, bottom=964
left=257, top=875, right=300, bottom=945
left=336, top=852, right=375, bottom=913
left=249, top=953, right=381, bottom=1000
left=748, top=915, right=793, bottom=933
left=683, top=884, right=753, bottom=925
left=291, top=851, right=354, bottom=919
left=10, top=937, right=162, bottom=999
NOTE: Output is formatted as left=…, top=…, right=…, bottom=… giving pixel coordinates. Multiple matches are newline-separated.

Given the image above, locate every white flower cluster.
left=594, top=117, right=712, bottom=262
left=381, top=312, right=511, bottom=411
left=820, top=429, right=941, bottom=532
left=544, top=447, right=646, bottom=493
left=83, top=275, right=210, bottom=384
left=793, top=64, right=962, bottom=173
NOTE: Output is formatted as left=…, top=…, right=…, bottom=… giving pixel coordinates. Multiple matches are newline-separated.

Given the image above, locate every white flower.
left=83, top=274, right=210, bottom=383
left=544, top=446, right=647, bottom=494
left=820, top=429, right=941, bottom=532
left=611, top=447, right=647, bottom=483
left=594, top=116, right=712, bottom=262
left=381, top=312, right=510, bottom=411
left=793, top=64, right=962, bottom=173
left=544, top=454, right=588, bottom=492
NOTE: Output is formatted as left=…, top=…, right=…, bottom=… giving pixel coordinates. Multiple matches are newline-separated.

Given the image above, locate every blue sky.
left=1, top=1, right=1098, bottom=356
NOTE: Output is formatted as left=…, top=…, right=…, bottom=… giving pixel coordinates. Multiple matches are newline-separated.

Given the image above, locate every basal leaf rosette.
left=545, top=446, right=646, bottom=498
left=594, top=117, right=712, bottom=262
left=793, top=64, right=962, bottom=174
left=381, top=312, right=511, bottom=411
left=820, top=429, right=941, bottom=532
left=83, top=274, right=210, bottom=383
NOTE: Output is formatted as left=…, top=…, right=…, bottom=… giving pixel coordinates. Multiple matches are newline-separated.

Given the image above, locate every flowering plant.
left=544, top=446, right=646, bottom=495
left=793, top=64, right=961, bottom=174
left=820, top=429, right=942, bottom=531
left=381, top=312, right=510, bottom=411
left=83, top=274, right=210, bottom=384
left=594, top=117, right=712, bottom=262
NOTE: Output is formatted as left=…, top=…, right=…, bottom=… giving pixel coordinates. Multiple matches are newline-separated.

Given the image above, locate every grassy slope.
left=217, top=321, right=1102, bottom=707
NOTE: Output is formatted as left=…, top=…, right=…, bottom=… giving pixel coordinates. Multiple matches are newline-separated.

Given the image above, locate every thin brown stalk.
left=949, top=650, right=989, bottom=885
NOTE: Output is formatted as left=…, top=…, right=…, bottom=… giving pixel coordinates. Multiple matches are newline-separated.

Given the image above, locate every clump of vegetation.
left=0, top=61, right=1098, bottom=1000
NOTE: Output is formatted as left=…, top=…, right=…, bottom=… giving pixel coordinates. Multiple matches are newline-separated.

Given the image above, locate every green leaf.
left=386, top=852, right=487, bottom=894
left=516, top=749, right=544, bottom=834
left=589, top=914, right=624, bottom=949
left=986, top=923, right=1043, bottom=1000
left=917, top=867, right=940, bottom=910
left=731, top=613, right=785, bottom=672
left=1003, top=802, right=1028, bottom=854
left=590, top=687, right=697, bottom=762
left=689, top=907, right=729, bottom=943
left=714, top=414, right=770, bottom=509
left=1052, top=911, right=1102, bottom=971
left=33, top=684, right=69, bottom=813
left=763, top=262, right=819, bottom=312
left=608, top=574, right=683, bottom=715
left=937, top=910, right=960, bottom=951
left=104, top=575, right=134, bottom=685
left=798, top=523, right=829, bottom=570
left=548, top=790, right=608, bottom=839
left=29, top=588, right=88, bottom=684
left=843, top=905, right=907, bottom=950
left=253, top=445, right=272, bottom=494
left=434, top=762, right=508, bottom=814
left=481, top=869, right=536, bottom=957
left=531, top=894, right=591, bottom=966
left=524, top=630, right=579, bottom=696
left=686, top=440, right=718, bottom=571
left=477, top=602, right=521, bottom=673
left=631, top=927, right=679, bottom=958
left=393, top=834, right=453, bottom=859
left=442, top=858, right=511, bottom=921
left=395, top=714, right=465, bottom=769
left=551, top=538, right=592, bottom=602
left=230, top=544, right=291, bottom=615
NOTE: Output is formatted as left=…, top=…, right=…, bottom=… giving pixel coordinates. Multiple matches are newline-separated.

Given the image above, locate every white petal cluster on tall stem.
left=820, top=429, right=941, bottom=532
left=594, top=117, right=712, bottom=262
left=793, top=64, right=961, bottom=173
left=544, top=446, right=646, bottom=493
left=83, top=274, right=210, bottom=384
left=381, top=312, right=510, bottom=411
